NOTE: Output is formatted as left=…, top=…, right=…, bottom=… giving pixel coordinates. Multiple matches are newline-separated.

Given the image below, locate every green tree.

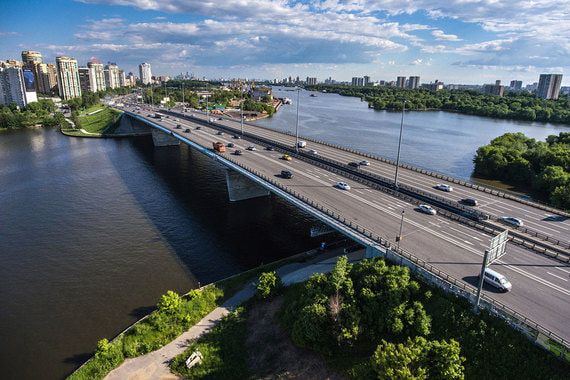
left=256, top=271, right=282, bottom=299
left=157, top=290, right=182, bottom=314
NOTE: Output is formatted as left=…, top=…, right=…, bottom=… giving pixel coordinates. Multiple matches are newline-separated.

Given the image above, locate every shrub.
left=256, top=271, right=282, bottom=299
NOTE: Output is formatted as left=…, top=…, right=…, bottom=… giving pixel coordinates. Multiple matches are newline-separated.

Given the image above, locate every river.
left=1, top=94, right=568, bottom=379
left=255, top=88, right=570, bottom=179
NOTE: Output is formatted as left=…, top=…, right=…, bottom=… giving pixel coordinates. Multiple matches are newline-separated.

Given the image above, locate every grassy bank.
left=61, top=105, right=122, bottom=137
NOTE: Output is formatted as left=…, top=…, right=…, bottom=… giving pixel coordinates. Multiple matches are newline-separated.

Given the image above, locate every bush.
left=256, top=271, right=282, bottom=299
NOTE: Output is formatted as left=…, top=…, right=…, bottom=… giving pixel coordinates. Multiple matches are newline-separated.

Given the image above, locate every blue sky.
left=1, top=0, right=568, bottom=85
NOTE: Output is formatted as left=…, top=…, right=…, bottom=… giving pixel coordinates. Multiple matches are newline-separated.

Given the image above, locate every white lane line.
left=547, top=272, right=568, bottom=282
left=556, top=267, right=570, bottom=274
left=463, top=240, right=474, bottom=246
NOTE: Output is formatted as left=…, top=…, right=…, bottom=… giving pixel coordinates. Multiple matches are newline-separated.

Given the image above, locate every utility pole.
left=206, top=83, right=209, bottom=123
left=394, top=100, right=406, bottom=188
left=240, top=90, right=244, bottom=135
left=182, top=82, right=185, bottom=109
left=396, top=209, right=405, bottom=248
left=295, top=87, right=300, bottom=152
left=474, top=250, right=489, bottom=309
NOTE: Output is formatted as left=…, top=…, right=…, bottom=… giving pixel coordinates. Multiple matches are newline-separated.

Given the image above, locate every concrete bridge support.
left=365, top=245, right=385, bottom=259
left=225, top=169, right=270, bottom=202
left=151, top=128, right=180, bottom=147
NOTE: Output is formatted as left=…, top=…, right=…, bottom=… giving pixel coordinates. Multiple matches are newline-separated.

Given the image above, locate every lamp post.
left=206, top=83, right=209, bottom=123
left=240, top=91, right=244, bottom=135
left=295, top=87, right=300, bottom=152
left=397, top=209, right=405, bottom=248
left=394, top=100, right=406, bottom=188
left=182, top=82, right=185, bottom=109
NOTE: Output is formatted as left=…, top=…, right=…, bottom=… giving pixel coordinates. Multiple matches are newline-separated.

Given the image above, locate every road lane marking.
left=547, top=272, right=568, bottom=282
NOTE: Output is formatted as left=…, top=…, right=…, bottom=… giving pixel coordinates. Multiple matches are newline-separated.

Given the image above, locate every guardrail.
left=218, top=153, right=570, bottom=356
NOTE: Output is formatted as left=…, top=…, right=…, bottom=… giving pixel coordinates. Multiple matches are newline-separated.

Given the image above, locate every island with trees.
left=473, top=132, right=570, bottom=210
left=306, top=84, right=570, bottom=125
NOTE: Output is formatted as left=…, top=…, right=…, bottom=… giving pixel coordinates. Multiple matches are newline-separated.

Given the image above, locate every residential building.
left=407, top=76, right=420, bottom=89
left=483, top=80, right=505, bottom=96
left=423, top=80, right=444, bottom=91
left=78, top=67, right=91, bottom=93
left=139, top=62, right=152, bottom=85
left=21, top=51, right=43, bottom=92
left=363, top=75, right=371, bottom=86
left=126, top=72, right=136, bottom=87
left=351, top=77, right=364, bottom=86
left=1, top=60, right=23, bottom=68
left=251, top=86, right=272, bottom=101
left=306, top=77, right=317, bottom=85
left=560, top=86, right=570, bottom=96
left=104, top=63, right=121, bottom=89
left=119, top=69, right=126, bottom=87
left=537, top=74, right=563, bottom=100
left=396, top=76, right=406, bottom=88
left=37, top=63, right=58, bottom=94
left=87, top=61, right=106, bottom=92
left=510, top=80, right=522, bottom=91
left=0, top=66, right=37, bottom=107
left=55, top=56, right=81, bottom=100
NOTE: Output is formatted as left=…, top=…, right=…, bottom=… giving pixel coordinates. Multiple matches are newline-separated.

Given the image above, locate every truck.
left=213, top=142, right=226, bottom=153
left=297, top=140, right=307, bottom=148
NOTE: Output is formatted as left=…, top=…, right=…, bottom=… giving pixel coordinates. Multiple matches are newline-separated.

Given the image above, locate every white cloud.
left=431, top=30, right=461, bottom=41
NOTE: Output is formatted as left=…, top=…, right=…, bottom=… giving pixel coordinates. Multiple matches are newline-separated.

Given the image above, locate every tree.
left=157, top=290, right=182, bottom=314
left=256, top=271, right=282, bottom=299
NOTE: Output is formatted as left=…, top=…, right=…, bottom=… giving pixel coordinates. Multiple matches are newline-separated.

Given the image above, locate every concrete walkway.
left=104, top=249, right=364, bottom=380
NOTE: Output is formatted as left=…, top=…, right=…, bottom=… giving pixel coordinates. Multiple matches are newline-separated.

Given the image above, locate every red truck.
left=213, top=142, right=226, bottom=153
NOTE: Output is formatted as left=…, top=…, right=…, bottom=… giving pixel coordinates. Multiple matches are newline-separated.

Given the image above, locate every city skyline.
left=0, top=1, right=568, bottom=85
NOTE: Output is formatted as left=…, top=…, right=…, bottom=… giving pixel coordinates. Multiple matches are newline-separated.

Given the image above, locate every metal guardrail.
left=219, top=153, right=570, bottom=354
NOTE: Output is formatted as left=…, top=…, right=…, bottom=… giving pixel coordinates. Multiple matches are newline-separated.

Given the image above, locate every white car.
left=336, top=182, right=351, bottom=190
left=435, top=183, right=453, bottom=192
left=501, top=216, right=524, bottom=227
left=246, top=146, right=256, bottom=151
left=359, top=160, right=370, bottom=166
left=418, top=204, right=437, bottom=215
left=309, top=149, right=318, bottom=155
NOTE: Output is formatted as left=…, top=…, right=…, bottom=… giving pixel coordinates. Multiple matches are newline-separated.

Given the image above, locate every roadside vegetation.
left=307, top=84, right=570, bottom=125
left=0, top=99, right=66, bottom=130
left=473, top=132, right=570, bottom=210
left=174, top=258, right=570, bottom=379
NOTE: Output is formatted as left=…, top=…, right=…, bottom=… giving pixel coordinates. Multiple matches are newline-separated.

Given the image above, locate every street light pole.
left=240, top=91, right=244, bottom=135
left=394, top=100, right=406, bottom=188
left=295, top=87, right=300, bottom=152
left=182, top=82, right=185, bottom=109
left=474, top=250, right=490, bottom=310
left=397, top=209, right=405, bottom=248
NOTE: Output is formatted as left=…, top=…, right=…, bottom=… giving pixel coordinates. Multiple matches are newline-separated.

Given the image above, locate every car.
left=227, top=142, right=235, bottom=148
left=281, top=170, right=293, bottom=179
left=461, top=198, right=479, bottom=206
left=265, top=146, right=275, bottom=151
left=435, top=184, right=453, bottom=192
left=298, top=141, right=307, bottom=148
left=281, top=154, right=292, bottom=161
left=165, top=115, right=170, bottom=118
left=309, top=149, right=318, bottom=155
left=501, top=216, right=523, bottom=227
left=184, top=128, right=190, bottom=133
left=217, top=131, right=224, bottom=136
left=234, top=150, right=243, bottom=156
left=218, top=117, right=223, bottom=120
left=175, top=124, right=181, bottom=129
left=348, top=162, right=360, bottom=168
left=196, top=126, right=201, bottom=130
left=173, top=118, right=178, bottom=121
left=233, top=135, right=242, bottom=139
left=482, top=268, right=512, bottom=292
left=359, top=160, right=370, bottom=166
left=246, top=146, right=256, bottom=151
left=417, top=204, right=437, bottom=215
left=336, top=182, right=351, bottom=190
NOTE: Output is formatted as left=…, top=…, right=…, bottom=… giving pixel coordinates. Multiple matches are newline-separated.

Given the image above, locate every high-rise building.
left=510, top=80, right=522, bottom=91
left=1, top=60, right=23, bottom=68
left=21, top=51, right=43, bottom=92
left=0, top=66, right=37, bottom=107
left=306, top=77, right=317, bottom=85
left=37, top=63, right=58, bottom=94
left=119, top=69, right=126, bottom=87
left=55, top=56, right=81, bottom=100
left=363, top=75, right=371, bottom=86
left=126, top=72, right=136, bottom=87
left=351, top=77, right=364, bottom=86
left=396, top=76, right=406, bottom=88
left=139, top=62, right=152, bottom=85
left=407, top=76, right=420, bottom=89
left=537, top=74, right=563, bottom=100
left=104, top=63, right=121, bottom=89
left=483, top=80, right=505, bottom=96
left=87, top=61, right=106, bottom=92
left=78, top=67, right=91, bottom=93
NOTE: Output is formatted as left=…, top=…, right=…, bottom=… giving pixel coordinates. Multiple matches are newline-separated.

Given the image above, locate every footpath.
left=104, top=248, right=365, bottom=380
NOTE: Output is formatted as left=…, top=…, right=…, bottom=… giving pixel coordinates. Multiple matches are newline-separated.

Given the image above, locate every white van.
left=482, top=268, right=512, bottom=292
left=297, top=141, right=307, bottom=148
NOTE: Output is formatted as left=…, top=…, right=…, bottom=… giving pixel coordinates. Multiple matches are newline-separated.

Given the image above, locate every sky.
left=1, top=0, right=569, bottom=85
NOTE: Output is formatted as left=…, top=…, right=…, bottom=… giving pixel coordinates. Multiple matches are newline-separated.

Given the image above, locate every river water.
left=1, top=93, right=568, bottom=379
left=255, top=88, right=570, bottom=179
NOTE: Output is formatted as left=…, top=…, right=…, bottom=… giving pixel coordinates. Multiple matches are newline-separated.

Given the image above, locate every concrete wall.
left=225, top=169, right=270, bottom=201
left=151, top=128, right=180, bottom=147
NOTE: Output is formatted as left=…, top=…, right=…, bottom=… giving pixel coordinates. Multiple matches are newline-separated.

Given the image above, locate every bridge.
left=116, top=101, right=570, bottom=351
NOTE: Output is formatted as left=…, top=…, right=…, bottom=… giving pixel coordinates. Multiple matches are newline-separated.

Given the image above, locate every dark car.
left=175, top=124, right=181, bottom=129
left=184, top=128, right=190, bottom=133
left=233, top=135, right=241, bottom=139
left=281, top=170, right=293, bottom=179
left=348, top=162, right=360, bottom=168
left=218, top=117, right=223, bottom=120
left=461, top=198, right=478, bottom=206
left=196, top=126, right=201, bottom=130
left=217, top=131, right=224, bottom=136
left=227, top=142, right=235, bottom=148
left=234, top=150, right=243, bottom=156
left=265, top=146, right=275, bottom=151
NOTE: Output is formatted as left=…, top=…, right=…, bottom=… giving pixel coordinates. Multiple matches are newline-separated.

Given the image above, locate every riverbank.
left=61, top=105, right=123, bottom=137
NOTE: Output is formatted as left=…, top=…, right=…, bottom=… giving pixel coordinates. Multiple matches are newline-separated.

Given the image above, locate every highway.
left=179, top=107, right=570, bottom=244
left=122, top=106, right=570, bottom=342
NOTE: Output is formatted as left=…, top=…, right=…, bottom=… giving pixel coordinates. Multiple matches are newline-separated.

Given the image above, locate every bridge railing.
left=219, top=152, right=570, bottom=356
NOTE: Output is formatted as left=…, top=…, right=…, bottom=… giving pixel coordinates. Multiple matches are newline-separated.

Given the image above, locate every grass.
left=79, top=104, right=105, bottom=116
left=78, top=107, right=121, bottom=134
left=170, top=306, right=250, bottom=379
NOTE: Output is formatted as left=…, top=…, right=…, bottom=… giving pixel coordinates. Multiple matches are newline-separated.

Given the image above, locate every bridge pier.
left=365, top=245, right=385, bottom=259
left=225, top=169, right=270, bottom=202
left=151, top=128, right=180, bottom=147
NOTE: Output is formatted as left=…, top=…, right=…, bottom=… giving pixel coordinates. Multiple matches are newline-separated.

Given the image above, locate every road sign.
left=487, top=230, right=509, bottom=265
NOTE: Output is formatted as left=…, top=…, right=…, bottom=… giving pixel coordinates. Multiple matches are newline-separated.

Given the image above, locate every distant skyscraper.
left=483, top=80, right=504, bottom=96
left=87, top=61, right=106, bottom=92
left=537, top=74, right=563, bottom=100
left=352, top=77, right=364, bottom=86
left=21, top=50, right=43, bottom=92
left=396, top=76, right=406, bottom=88
left=105, top=63, right=121, bottom=89
left=407, top=76, right=420, bottom=89
left=55, top=56, right=81, bottom=100
left=37, top=63, right=58, bottom=94
left=0, top=66, right=37, bottom=107
left=306, top=77, right=317, bottom=85
left=78, top=67, right=91, bottom=93
left=363, top=75, right=371, bottom=86
left=510, top=80, right=522, bottom=91
left=139, top=62, right=152, bottom=85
